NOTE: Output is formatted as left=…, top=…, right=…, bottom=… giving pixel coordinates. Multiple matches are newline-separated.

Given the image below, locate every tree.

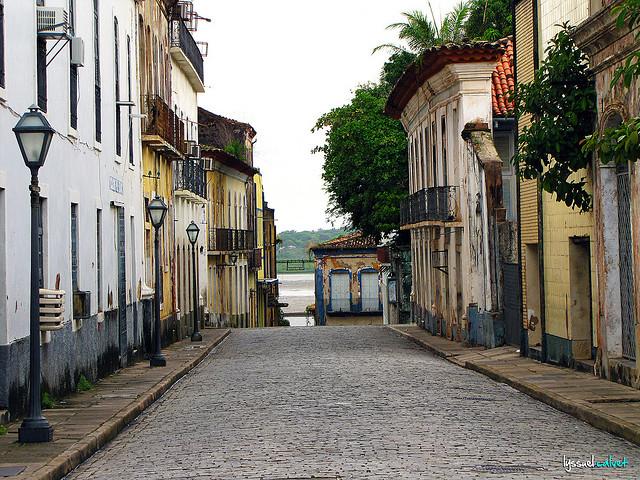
left=465, top=0, right=512, bottom=41
left=313, top=84, right=408, bottom=238
left=513, top=24, right=596, bottom=211
left=373, top=1, right=471, bottom=57
left=380, top=50, right=416, bottom=91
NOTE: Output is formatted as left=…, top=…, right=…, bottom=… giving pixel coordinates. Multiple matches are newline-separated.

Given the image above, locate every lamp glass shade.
left=230, top=254, right=238, bottom=265
left=147, top=196, right=168, bottom=228
left=186, top=221, right=200, bottom=244
left=13, top=106, right=55, bottom=169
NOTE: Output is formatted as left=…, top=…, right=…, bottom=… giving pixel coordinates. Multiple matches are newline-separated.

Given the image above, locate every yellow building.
left=516, top=0, right=597, bottom=366
left=199, top=108, right=258, bottom=328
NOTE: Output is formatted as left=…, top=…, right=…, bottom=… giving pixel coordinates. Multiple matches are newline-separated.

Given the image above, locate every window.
left=71, top=204, right=79, bottom=291
left=38, top=199, right=45, bottom=288
left=330, top=271, right=350, bottom=312
left=96, top=210, right=102, bottom=310
left=360, top=270, right=379, bottom=312
left=127, top=35, right=133, bottom=164
left=114, top=17, right=121, bottom=156
left=94, top=0, right=101, bottom=142
left=69, top=0, right=78, bottom=129
left=431, top=121, right=437, bottom=187
left=37, top=0, right=47, bottom=111
left=494, top=132, right=517, bottom=221
left=441, top=116, right=448, bottom=186
left=0, top=1, right=5, bottom=89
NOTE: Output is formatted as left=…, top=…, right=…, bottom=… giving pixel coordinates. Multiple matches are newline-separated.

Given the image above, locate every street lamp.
left=14, top=105, right=55, bottom=443
left=186, top=221, right=202, bottom=342
left=147, top=196, right=168, bottom=367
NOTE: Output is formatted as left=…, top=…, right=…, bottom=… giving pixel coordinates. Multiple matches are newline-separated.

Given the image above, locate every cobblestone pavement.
left=66, top=327, right=640, bottom=479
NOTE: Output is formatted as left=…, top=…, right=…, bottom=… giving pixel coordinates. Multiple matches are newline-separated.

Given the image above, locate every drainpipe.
left=512, top=0, right=528, bottom=357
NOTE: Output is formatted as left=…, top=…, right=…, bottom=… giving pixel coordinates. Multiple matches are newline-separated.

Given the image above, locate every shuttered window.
left=360, top=271, right=379, bottom=312
left=114, top=17, right=121, bottom=156
left=0, top=1, right=5, bottom=89
left=330, top=271, right=350, bottom=312
left=69, top=0, right=78, bottom=129
left=71, top=204, right=79, bottom=291
left=37, top=0, right=47, bottom=111
left=94, top=0, right=101, bottom=142
left=127, top=35, right=133, bottom=164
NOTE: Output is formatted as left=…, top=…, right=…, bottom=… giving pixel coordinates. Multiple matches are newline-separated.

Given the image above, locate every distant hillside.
left=277, top=228, right=349, bottom=261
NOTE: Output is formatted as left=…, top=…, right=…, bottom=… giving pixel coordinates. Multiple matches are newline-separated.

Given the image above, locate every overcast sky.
left=196, top=1, right=451, bottom=232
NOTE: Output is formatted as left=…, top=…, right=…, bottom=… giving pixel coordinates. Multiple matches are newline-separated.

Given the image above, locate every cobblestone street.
left=66, top=327, right=640, bottom=479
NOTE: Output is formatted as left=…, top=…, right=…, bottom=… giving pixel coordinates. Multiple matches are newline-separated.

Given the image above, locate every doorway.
left=116, top=207, right=127, bottom=366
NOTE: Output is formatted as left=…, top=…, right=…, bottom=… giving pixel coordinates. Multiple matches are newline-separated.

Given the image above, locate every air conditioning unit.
left=70, top=37, right=84, bottom=66
left=37, top=7, right=68, bottom=38
left=190, top=143, right=201, bottom=159
left=73, top=290, right=91, bottom=319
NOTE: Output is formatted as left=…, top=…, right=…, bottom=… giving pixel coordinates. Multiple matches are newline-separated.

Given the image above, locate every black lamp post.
left=147, top=196, right=168, bottom=367
left=186, top=221, right=202, bottom=342
left=14, top=105, right=55, bottom=443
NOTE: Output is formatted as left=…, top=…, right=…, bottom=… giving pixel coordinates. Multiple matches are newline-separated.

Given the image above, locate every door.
left=361, top=271, right=379, bottom=312
left=116, top=208, right=127, bottom=366
left=330, top=271, right=350, bottom=312
left=617, top=163, right=636, bottom=360
left=503, top=263, right=521, bottom=347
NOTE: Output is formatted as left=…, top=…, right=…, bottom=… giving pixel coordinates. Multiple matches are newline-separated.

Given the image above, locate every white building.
left=386, top=40, right=518, bottom=347
left=169, top=9, right=208, bottom=338
left=0, top=0, right=145, bottom=416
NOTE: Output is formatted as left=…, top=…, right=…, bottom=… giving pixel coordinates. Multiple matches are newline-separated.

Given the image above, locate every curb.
left=388, top=325, right=640, bottom=447
left=384, top=325, right=452, bottom=359
left=31, top=329, right=231, bottom=480
left=466, top=361, right=640, bottom=447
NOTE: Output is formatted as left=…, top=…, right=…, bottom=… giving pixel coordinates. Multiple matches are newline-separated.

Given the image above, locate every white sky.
left=196, top=1, right=451, bottom=232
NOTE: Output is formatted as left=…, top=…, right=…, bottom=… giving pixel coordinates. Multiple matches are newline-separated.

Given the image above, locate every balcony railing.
left=248, top=248, right=263, bottom=270
left=400, top=186, right=459, bottom=226
left=141, top=95, right=186, bottom=156
left=208, top=228, right=255, bottom=252
left=170, top=18, right=204, bottom=87
left=326, top=298, right=382, bottom=315
left=174, top=159, right=206, bottom=199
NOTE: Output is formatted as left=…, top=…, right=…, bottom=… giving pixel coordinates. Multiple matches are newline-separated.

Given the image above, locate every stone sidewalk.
left=389, top=324, right=640, bottom=446
left=0, top=328, right=230, bottom=480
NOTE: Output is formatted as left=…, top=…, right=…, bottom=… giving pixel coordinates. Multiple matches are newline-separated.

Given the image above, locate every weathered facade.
left=199, top=108, right=258, bottom=328
left=516, top=0, right=598, bottom=367
left=386, top=40, right=517, bottom=348
left=574, top=0, right=640, bottom=385
left=311, top=233, right=383, bottom=326
left=0, top=0, right=145, bottom=416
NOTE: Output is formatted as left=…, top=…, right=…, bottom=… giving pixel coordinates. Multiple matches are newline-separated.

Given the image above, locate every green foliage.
left=513, top=24, right=596, bottom=211
left=42, top=391, right=55, bottom=410
left=465, top=0, right=512, bottom=41
left=76, top=374, right=94, bottom=392
left=277, top=229, right=348, bottom=261
left=223, top=140, right=246, bottom=161
left=0, top=425, right=7, bottom=436
left=586, top=0, right=640, bottom=168
left=373, top=1, right=470, bottom=57
left=313, top=84, right=408, bottom=237
left=380, top=51, right=416, bottom=90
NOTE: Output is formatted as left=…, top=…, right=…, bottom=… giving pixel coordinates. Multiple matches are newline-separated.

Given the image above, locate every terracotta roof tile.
left=315, top=232, right=379, bottom=250
left=492, top=37, right=514, bottom=117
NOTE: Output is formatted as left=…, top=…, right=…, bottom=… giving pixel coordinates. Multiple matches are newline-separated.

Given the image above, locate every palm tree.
left=373, top=1, right=471, bottom=57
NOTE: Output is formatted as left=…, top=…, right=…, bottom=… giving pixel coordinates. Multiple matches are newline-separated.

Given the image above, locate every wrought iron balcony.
left=326, top=298, right=382, bottom=315
left=170, top=18, right=204, bottom=92
left=174, top=159, right=206, bottom=199
left=208, top=228, right=255, bottom=252
left=141, top=95, right=186, bottom=157
left=400, top=186, right=459, bottom=226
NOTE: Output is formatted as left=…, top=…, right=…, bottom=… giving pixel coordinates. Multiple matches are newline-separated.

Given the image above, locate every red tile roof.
left=385, top=37, right=514, bottom=119
left=492, top=38, right=514, bottom=117
left=314, top=232, right=379, bottom=250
